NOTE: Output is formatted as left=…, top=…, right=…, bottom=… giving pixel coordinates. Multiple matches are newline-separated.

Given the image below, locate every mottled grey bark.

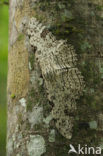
left=7, top=0, right=103, bottom=156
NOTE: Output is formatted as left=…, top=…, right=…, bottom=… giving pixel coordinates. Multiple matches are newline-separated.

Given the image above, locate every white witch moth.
left=27, top=17, right=85, bottom=139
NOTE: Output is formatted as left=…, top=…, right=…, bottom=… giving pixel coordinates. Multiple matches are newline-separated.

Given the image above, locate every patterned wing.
left=27, top=18, right=85, bottom=139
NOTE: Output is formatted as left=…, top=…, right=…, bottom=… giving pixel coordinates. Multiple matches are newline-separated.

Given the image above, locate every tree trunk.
left=7, top=0, right=103, bottom=155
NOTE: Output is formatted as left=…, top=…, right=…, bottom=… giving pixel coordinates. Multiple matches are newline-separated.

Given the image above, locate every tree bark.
left=7, top=0, right=103, bottom=155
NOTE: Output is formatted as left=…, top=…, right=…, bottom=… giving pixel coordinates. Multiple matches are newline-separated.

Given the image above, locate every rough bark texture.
left=7, top=0, right=103, bottom=156
left=27, top=17, right=85, bottom=140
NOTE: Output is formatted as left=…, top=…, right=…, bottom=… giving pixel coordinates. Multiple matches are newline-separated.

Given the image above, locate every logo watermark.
left=68, top=144, right=102, bottom=155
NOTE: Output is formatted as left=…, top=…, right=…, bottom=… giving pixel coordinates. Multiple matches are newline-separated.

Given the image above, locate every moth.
left=27, top=17, right=85, bottom=139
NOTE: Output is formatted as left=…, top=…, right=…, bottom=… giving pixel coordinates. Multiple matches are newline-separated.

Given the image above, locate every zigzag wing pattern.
left=27, top=18, right=85, bottom=139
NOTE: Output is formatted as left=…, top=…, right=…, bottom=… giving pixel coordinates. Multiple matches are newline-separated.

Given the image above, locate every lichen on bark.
left=7, top=0, right=103, bottom=155
left=27, top=17, right=85, bottom=139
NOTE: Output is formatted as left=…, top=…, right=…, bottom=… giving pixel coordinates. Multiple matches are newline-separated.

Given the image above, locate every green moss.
left=11, top=94, right=15, bottom=99
left=96, top=5, right=103, bottom=11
